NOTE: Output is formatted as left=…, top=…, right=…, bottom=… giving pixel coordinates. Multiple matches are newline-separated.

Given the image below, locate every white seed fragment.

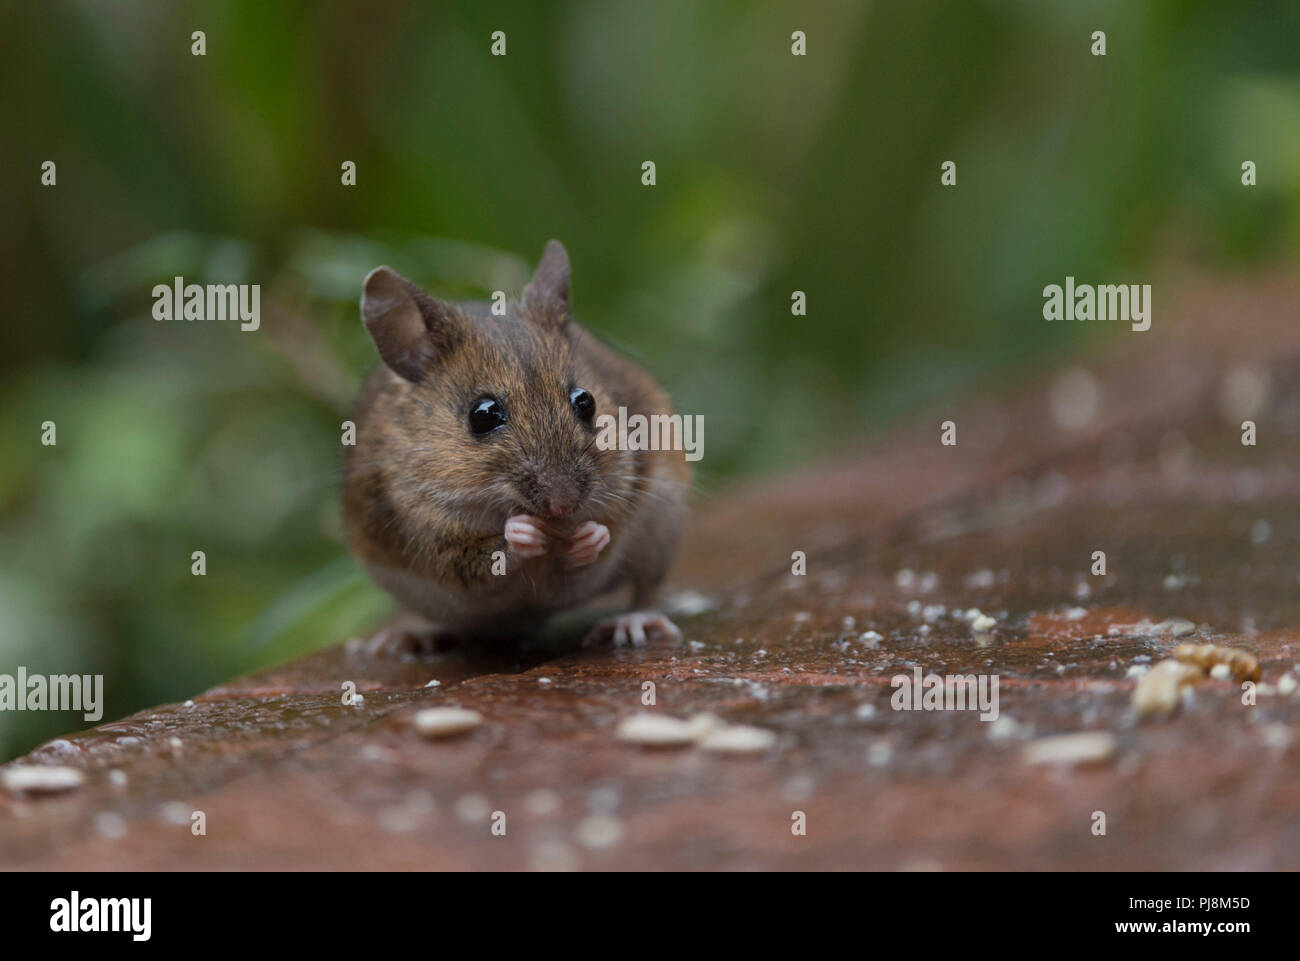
left=972, top=614, right=997, bottom=632
left=684, top=713, right=724, bottom=740
left=1, top=765, right=85, bottom=796
left=1133, top=660, right=1203, bottom=718
left=698, top=724, right=777, bottom=754
left=424, top=679, right=441, bottom=688
left=1022, top=731, right=1117, bottom=766
left=413, top=707, right=483, bottom=738
left=1278, top=674, right=1298, bottom=696
left=1260, top=724, right=1292, bottom=750
left=987, top=716, right=1024, bottom=741
left=1209, top=663, right=1231, bottom=681
left=666, top=589, right=715, bottom=617
left=574, top=814, right=625, bottom=849
left=453, top=794, right=491, bottom=822
left=867, top=741, right=894, bottom=767
left=159, top=801, right=191, bottom=825
left=615, top=713, right=696, bottom=746
left=94, top=811, right=128, bottom=839
left=524, top=788, right=562, bottom=817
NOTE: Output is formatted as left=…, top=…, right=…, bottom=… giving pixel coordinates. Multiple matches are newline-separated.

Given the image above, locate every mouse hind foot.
left=582, top=611, right=682, bottom=648
left=366, top=623, right=462, bottom=658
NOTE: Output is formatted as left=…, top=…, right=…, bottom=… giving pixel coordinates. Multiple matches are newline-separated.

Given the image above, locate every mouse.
left=342, top=240, right=691, bottom=652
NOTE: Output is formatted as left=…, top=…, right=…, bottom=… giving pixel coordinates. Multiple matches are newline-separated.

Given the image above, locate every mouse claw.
left=505, top=514, right=549, bottom=558
left=564, top=521, right=610, bottom=567
left=583, top=611, right=682, bottom=648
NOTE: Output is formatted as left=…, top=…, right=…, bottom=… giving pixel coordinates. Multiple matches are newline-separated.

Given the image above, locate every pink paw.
left=564, top=521, right=610, bottom=567
left=505, top=514, right=548, bottom=558
left=583, top=611, right=682, bottom=648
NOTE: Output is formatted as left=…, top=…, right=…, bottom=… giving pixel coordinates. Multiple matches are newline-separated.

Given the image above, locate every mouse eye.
left=569, top=387, right=595, bottom=424
left=468, top=396, right=507, bottom=435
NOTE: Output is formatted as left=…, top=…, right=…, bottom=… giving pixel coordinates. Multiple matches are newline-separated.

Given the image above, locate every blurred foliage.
left=1, top=0, right=1298, bottom=760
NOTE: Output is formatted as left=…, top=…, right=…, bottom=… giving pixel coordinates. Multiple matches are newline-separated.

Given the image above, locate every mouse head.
left=360, top=241, right=623, bottom=529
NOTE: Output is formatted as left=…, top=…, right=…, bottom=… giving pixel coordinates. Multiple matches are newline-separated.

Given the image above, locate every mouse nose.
left=534, top=473, right=579, bottom=518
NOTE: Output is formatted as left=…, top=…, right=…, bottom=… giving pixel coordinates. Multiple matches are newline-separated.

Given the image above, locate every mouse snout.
left=529, top=471, right=581, bottom=518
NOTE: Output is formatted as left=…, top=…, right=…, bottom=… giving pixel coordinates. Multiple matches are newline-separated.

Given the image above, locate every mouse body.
left=342, top=240, right=690, bottom=648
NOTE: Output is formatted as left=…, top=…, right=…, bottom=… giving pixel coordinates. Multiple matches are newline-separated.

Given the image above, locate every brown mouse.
left=342, top=240, right=691, bottom=650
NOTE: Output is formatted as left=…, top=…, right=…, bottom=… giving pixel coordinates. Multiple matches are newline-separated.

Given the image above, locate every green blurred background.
left=1, top=0, right=1298, bottom=760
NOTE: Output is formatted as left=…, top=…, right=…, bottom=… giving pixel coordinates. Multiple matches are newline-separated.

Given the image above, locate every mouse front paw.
left=582, top=611, right=681, bottom=648
left=563, top=521, right=610, bottom=567
left=505, top=514, right=549, bottom=558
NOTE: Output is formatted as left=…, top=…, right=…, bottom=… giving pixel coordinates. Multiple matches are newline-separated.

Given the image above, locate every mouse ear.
left=360, top=267, right=459, bottom=383
left=522, top=239, right=571, bottom=327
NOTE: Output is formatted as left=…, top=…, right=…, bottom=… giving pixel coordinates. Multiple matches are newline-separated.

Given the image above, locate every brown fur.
left=342, top=242, right=691, bottom=640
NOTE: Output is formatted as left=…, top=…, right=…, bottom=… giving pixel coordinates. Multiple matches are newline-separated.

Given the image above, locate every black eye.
left=468, top=396, right=507, bottom=435
left=570, top=387, right=595, bottom=423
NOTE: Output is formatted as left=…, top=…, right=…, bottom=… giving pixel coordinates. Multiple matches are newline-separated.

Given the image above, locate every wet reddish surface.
left=4, top=274, right=1300, bottom=870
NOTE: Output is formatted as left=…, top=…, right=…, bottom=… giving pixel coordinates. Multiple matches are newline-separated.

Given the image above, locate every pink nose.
left=537, top=475, right=579, bottom=517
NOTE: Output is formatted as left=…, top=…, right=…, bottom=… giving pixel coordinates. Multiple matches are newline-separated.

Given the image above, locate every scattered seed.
left=1278, top=674, right=1297, bottom=696
left=424, top=679, right=441, bottom=688
left=666, top=589, right=715, bottom=617
left=1, top=765, right=85, bottom=796
left=1022, top=731, right=1117, bottom=766
left=1260, top=724, right=1292, bottom=750
left=615, top=713, right=696, bottom=746
left=684, top=713, right=723, bottom=740
left=453, top=794, right=491, bottom=822
left=867, top=741, right=894, bottom=767
left=159, top=801, right=191, bottom=825
left=1133, top=659, right=1203, bottom=717
left=574, top=814, right=624, bottom=849
left=1174, top=642, right=1260, bottom=683
left=413, top=707, right=483, bottom=738
left=972, top=614, right=997, bottom=632
left=987, top=716, right=1024, bottom=741
left=524, top=788, right=561, bottom=817
left=94, top=811, right=128, bottom=839
left=698, top=724, right=777, bottom=754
